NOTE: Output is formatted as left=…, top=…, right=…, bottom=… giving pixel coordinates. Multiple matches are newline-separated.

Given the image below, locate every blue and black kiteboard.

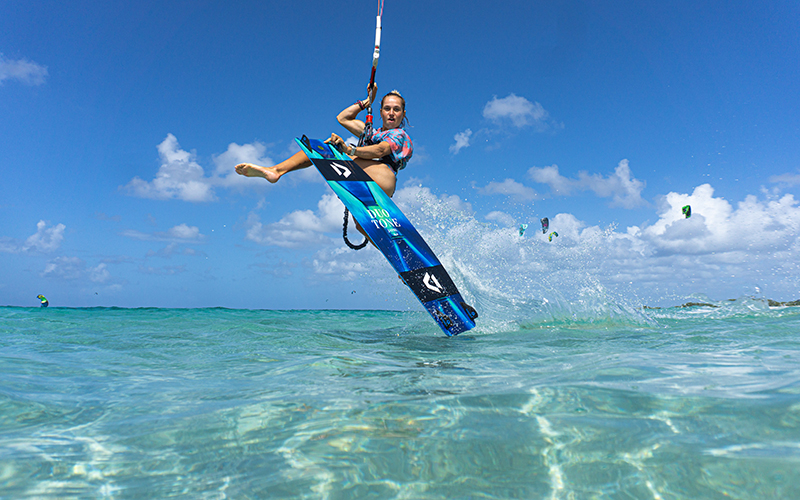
left=297, top=136, right=478, bottom=336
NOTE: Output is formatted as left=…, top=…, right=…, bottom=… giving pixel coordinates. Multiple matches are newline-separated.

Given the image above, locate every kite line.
left=344, top=0, right=386, bottom=250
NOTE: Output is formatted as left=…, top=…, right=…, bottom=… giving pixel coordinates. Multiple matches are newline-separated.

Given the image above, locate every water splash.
left=395, top=188, right=651, bottom=333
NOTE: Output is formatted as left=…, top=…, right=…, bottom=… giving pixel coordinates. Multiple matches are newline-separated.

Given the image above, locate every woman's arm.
left=348, top=141, right=392, bottom=159
left=336, top=102, right=367, bottom=136
left=326, top=134, right=392, bottom=159
left=336, top=84, right=378, bottom=136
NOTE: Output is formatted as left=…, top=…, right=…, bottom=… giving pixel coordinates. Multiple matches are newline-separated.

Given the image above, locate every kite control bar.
left=359, top=0, right=384, bottom=147
left=369, top=7, right=382, bottom=88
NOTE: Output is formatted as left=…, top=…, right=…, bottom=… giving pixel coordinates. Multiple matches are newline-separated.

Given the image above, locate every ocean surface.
left=2, top=302, right=800, bottom=499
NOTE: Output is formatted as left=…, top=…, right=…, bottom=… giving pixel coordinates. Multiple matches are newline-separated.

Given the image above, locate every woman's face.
left=380, top=95, right=405, bottom=129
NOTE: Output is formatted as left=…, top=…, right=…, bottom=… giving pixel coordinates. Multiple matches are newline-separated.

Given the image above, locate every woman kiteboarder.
left=234, top=84, right=412, bottom=198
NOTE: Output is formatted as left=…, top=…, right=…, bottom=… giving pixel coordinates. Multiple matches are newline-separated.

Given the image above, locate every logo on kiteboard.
left=366, top=206, right=401, bottom=236
left=423, top=272, right=444, bottom=293
left=330, top=162, right=351, bottom=178
left=399, top=265, right=458, bottom=303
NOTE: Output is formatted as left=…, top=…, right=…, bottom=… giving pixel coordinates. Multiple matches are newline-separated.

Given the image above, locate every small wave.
left=643, top=295, right=800, bottom=321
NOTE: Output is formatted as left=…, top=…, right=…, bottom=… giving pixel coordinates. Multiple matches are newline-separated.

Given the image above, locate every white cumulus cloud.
left=123, top=135, right=320, bottom=203
left=0, top=54, right=48, bottom=86
left=167, top=223, right=202, bottom=240
left=245, top=193, right=344, bottom=248
left=40, top=257, right=113, bottom=283
left=121, top=223, right=205, bottom=243
left=23, top=220, right=65, bottom=252
left=477, top=179, right=539, bottom=201
left=450, top=129, right=473, bottom=154
left=483, top=94, right=557, bottom=130
left=237, top=176, right=800, bottom=302
left=642, top=184, right=800, bottom=255
left=528, top=159, right=646, bottom=208
left=1, top=220, right=65, bottom=253
left=485, top=211, right=517, bottom=227
left=311, top=246, right=374, bottom=281
left=89, top=263, right=111, bottom=283
left=450, top=94, right=562, bottom=154
left=41, top=257, right=86, bottom=281
left=242, top=184, right=474, bottom=257
left=769, top=171, right=800, bottom=186
left=212, top=141, right=276, bottom=188
left=392, top=182, right=800, bottom=307
left=393, top=183, right=474, bottom=217
left=124, top=134, right=215, bottom=202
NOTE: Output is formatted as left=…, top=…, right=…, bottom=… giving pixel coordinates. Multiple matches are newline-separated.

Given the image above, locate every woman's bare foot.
left=235, top=163, right=281, bottom=183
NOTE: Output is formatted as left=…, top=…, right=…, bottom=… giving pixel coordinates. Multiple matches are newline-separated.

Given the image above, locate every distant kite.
left=548, top=231, right=559, bottom=242
left=519, top=224, right=528, bottom=236
left=37, top=294, right=49, bottom=308
left=682, top=205, right=691, bottom=218
left=541, top=217, right=549, bottom=234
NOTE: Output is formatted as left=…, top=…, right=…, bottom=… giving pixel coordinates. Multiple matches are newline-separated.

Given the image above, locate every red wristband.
left=357, top=100, right=366, bottom=110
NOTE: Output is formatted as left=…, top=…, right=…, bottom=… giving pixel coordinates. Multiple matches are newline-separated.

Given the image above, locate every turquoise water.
left=2, top=303, right=800, bottom=499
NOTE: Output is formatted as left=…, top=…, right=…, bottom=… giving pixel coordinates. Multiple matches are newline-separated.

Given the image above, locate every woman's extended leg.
left=235, top=151, right=312, bottom=183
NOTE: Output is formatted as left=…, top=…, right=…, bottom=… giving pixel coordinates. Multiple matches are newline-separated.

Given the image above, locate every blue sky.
left=2, top=0, right=799, bottom=310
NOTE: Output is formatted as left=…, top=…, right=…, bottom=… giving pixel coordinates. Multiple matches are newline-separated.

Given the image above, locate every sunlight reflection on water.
left=1, top=306, right=800, bottom=498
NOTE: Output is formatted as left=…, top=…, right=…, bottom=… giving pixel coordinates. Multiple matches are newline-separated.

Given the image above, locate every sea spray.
left=393, top=186, right=651, bottom=332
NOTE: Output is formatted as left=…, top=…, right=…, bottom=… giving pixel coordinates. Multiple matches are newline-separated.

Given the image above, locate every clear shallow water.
left=2, top=304, right=800, bottom=499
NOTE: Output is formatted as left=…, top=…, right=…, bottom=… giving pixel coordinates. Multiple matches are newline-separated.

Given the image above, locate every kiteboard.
left=297, top=136, right=478, bottom=336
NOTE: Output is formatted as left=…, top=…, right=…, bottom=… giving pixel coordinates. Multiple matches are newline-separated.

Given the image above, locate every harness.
left=362, top=131, right=401, bottom=173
